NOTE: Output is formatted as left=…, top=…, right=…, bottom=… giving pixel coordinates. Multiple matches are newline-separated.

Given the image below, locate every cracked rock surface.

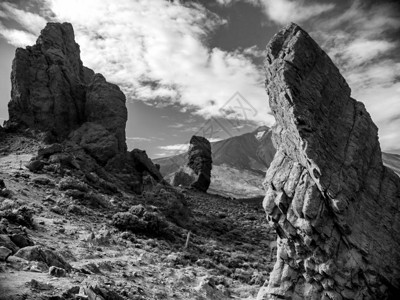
left=258, top=23, right=400, bottom=300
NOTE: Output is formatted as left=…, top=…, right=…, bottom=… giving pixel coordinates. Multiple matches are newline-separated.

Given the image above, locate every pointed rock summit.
left=258, top=23, right=400, bottom=299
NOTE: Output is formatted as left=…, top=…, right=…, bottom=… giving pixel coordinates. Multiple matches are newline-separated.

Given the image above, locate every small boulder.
left=59, top=177, right=89, bottom=192
left=9, top=233, right=34, bottom=248
left=0, top=234, right=19, bottom=253
left=32, top=176, right=55, bottom=186
left=0, top=246, right=12, bottom=261
left=38, top=143, right=62, bottom=158
left=49, top=266, right=67, bottom=277
left=25, top=159, right=44, bottom=173
left=14, top=245, right=71, bottom=270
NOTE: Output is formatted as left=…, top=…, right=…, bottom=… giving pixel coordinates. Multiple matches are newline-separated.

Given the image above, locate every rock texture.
left=258, top=23, right=400, bottom=300
left=6, top=22, right=127, bottom=152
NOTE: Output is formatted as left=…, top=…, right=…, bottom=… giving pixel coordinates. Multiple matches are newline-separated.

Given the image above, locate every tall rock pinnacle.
left=258, top=23, right=400, bottom=299
left=7, top=22, right=127, bottom=152
left=5, top=22, right=165, bottom=194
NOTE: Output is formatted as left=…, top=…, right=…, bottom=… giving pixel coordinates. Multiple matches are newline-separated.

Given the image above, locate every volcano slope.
left=258, top=23, right=400, bottom=300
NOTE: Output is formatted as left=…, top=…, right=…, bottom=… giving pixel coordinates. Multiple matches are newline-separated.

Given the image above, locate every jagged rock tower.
left=6, top=22, right=163, bottom=193
left=171, top=135, right=212, bottom=192
left=258, top=23, right=400, bottom=299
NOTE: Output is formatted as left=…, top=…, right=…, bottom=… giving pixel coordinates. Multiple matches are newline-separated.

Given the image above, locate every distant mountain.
left=154, top=127, right=400, bottom=198
left=154, top=126, right=275, bottom=198
left=155, top=126, right=275, bottom=176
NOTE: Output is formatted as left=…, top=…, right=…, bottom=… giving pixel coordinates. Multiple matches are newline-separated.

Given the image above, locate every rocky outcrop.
left=5, top=22, right=164, bottom=194
left=187, top=136, right=212, bottom=192
left=171, top=136, right=212, bottom=192
left=258, top=23, right=400, bottom=299
left=6, top=22, right=127, bottom=152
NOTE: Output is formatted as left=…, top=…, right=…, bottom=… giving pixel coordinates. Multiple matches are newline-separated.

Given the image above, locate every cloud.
left=0, top=2, right=47, bottom=34
left=259, top=0, right=335, bottom=25
left=126, top=137, right=153, bottom=142
left=156, top=143, right=189, bottom=157
left=34, top=0, right=271, bottom=125
left=209, top=137, right=223, bottom=142
left=0, top=23, right=37, bottom=47
left=0, top=0, right=274, bottom=126
left=217, top=0, right=335, bottom=25
left=310, top=0, right=400, bottom=152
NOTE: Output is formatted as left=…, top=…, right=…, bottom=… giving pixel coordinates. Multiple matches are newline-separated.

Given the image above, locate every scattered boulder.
left=32, top=176, right=55, bottom=186
left=9, top=233, right=34, bottom=248
left=0, top=206, right=34, bottom=228
left=0, top=234, right=19, bottom=253
left=59, top=177, right=89, bottom=192
left=25, top=159, right=44, bottom=173
left=112, top=206, right=168, bottom=236
left=257, top=23, right=400, bottom=300
left=0, top=246, right=12, bottom=261
left=49, top=266, right=67, bottom=277
left=37, top=143, right=62, bottom=158
left=14, top=245, right=71, bottom=270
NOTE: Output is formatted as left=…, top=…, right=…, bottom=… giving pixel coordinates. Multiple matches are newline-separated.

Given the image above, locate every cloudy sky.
left=0, top=0, right=399, bottom=158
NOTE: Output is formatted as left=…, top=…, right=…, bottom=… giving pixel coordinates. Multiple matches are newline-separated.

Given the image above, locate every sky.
left=0, top=0, right=399, bottom=158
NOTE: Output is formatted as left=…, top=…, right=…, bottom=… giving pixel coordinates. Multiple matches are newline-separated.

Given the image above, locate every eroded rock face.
left=8, top=23, right=86, bottom=138
left=7, top=22, right=127, bottom=153
left=258, top=23, right=400, bottom=300
left=5, top=22, right=165, bottom=194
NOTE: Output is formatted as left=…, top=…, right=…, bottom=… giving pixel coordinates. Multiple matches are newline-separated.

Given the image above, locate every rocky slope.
left=0, top=132, right=276, bottom=300
left=258, top=23, right=400, bottom=299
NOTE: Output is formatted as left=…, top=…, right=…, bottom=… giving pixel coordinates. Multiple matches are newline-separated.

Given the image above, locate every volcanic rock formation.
left=172, top=136, right=212, bottom=192
left=6, top=22, right=127, bottom=152
left=6, top=22, right=162, bottom=193
left=258, top=23, right=400, bottom=299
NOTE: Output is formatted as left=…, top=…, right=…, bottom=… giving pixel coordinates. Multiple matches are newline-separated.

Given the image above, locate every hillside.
left=0, top=131, right=276, bottom=300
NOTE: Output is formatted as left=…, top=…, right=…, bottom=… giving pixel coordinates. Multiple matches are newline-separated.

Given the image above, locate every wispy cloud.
left=0, top=2, right=46, bottom=47
left=310, top=0, right=400, bottom=151
left=126, top=137, right=160, bottom=142
left=217, top=0, right=335, bottom=24
left=259, top=0, right=335, bottom=25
